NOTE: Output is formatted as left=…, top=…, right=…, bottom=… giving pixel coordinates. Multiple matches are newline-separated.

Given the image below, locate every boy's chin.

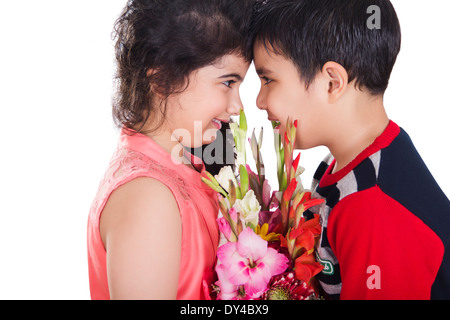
left=295, top=139, right=318, bottom=150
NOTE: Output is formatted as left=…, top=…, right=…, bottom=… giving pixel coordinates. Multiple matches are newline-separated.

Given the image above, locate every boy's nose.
left=256, top=91, right=267, bottom=111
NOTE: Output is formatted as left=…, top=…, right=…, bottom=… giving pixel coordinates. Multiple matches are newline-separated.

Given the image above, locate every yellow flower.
left=255, top=223, right=280, bottom=242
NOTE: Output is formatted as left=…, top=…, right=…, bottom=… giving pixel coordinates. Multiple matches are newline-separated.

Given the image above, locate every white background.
left=0, top=1, right=448, bottom=299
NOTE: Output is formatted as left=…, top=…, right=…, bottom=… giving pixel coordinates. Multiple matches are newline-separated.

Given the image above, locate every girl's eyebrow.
left=218, top=73, right=243, bottom=81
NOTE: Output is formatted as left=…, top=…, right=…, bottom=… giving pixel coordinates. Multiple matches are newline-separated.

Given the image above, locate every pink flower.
left=259, top=208, right=282, bottom=234
left=216, top=227, right=289, bottom=299
left=217, top=217, right=233, bottom=241
left=215, top=264, right=241, bottom=300
left=262, top=179, right=272, bottom=209
left=229, top=207, right=238, bottom=223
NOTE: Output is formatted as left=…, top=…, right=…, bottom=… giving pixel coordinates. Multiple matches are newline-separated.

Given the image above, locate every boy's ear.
left=322, top=61, right=348, bottom=103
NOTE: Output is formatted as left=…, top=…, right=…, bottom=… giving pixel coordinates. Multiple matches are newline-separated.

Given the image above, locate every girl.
left=88, top=0, right=254, bottom=299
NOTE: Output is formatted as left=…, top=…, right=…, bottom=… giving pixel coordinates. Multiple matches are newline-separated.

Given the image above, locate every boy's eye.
left=222, top=80, right=237, bottom=88
left=260, top=76, right=272, bottom=85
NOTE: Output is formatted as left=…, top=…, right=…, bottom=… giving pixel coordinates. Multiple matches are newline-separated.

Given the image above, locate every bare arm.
left=100, top=177, right=182, bottom=300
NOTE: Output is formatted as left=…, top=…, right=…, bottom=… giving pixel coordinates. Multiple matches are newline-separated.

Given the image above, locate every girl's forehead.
left=196, top=54, right=250, bottom=79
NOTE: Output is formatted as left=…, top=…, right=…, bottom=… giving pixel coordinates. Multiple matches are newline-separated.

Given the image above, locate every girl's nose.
left=227, top=95, right=244, bottom=116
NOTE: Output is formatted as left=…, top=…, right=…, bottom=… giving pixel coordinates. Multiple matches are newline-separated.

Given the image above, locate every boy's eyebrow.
left=255, top=67, right=273, bottom=76
left=218, top=73, right=243, bottom=81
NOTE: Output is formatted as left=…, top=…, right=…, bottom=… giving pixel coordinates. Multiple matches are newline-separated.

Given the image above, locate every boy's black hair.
left=248, top=0, right=402, bottom=95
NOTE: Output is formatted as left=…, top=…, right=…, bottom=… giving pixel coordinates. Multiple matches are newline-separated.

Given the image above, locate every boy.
left=248, top=0, right=450, bottom=299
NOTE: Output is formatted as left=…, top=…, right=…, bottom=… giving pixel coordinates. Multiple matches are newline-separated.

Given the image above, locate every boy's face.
left=253, top=40, right=330, bottom=150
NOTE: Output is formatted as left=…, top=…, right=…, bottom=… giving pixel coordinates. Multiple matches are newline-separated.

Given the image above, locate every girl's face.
left=166, top=54, right=250, bottom=148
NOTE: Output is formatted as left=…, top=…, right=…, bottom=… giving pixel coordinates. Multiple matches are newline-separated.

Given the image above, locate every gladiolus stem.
left=201, top=177, right=227, bottom=198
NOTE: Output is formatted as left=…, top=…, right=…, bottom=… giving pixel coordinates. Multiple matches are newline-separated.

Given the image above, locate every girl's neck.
left=142, top=124, right=196, bottom=171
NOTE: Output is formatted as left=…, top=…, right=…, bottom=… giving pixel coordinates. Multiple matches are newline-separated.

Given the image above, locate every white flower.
left=215, top=166, right=239, bottom=194
left=294, top=175, right=305, bottom=195
left=230, top=122, right=247, bottom=168
left=233, top=189, right=261, bottom=229
left=235, top=152, right=246, bottom=169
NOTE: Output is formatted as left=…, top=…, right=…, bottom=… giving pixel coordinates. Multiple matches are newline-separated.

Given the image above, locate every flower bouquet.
left=202, top=110, right=325, bottom=300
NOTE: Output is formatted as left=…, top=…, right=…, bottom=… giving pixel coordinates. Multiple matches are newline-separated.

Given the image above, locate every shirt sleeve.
left=327, top=186, right=444, bottom=300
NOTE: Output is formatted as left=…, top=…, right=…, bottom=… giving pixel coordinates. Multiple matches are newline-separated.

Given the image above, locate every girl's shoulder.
left=99, top=175, right=182, bottom=299
left=100, top=175, right=181, bottom=245
left=108, top=147, right=194, bottom=203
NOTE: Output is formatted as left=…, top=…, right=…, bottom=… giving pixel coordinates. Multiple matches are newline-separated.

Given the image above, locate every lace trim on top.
left=90, top=147, right=194, bottom=221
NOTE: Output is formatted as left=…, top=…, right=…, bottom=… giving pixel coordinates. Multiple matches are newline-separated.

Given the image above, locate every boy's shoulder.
left=311, top=121, right=450, bottom=299
left=313, top=121, right=450, bottom=238
left=377, top=126, right=450, bottom=240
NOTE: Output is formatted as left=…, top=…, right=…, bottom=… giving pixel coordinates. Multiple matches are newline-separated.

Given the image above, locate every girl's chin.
left=203, top=127, right=220, bottom=142
left=184, top=132, right=218, bottom=148
left=201, top=135, right=218, bottom=146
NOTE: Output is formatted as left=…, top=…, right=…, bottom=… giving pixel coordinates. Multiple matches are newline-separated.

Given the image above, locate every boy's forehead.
left=253, top=41, right=276, bottom=69
left=254, top=40, right=289, bottom=73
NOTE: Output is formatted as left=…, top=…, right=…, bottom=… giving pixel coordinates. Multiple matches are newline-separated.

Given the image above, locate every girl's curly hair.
left=112, top=0, right=255, bottom=134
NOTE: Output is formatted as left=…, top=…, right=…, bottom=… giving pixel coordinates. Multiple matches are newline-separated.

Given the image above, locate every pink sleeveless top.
left=87, top=128, right=219, bottom=300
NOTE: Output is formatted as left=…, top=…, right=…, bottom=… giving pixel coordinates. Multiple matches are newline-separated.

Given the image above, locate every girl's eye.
left=223, top=80, right=236, bottom=88
left=261, top=76, right=272, bottom=85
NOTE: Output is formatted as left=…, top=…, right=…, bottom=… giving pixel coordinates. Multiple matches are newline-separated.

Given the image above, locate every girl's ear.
left=321, top=61, right=348, bottom=103
left=146, top=68, right=155, bottom=77
left=146, top=68, right=164, bottom=98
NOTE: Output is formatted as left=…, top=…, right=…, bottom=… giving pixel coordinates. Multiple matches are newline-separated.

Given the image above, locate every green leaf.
left=204, top=171, right=220, bottom=187
left=239, top=165, right=249, bottom=196
left=239, top=109, right=247, bottom=132
left=246, top=221, right=258, bottom=232
left=230, top=179, right=242, bottom=201
left=281, top=172, right=287, bottom=192
left=201, top=177, right=227, bottom=197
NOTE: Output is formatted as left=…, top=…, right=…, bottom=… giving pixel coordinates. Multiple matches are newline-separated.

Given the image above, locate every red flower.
left=282, top=178, right=297, bottom=203
left=289, top=214, right=322, bottom=252
left=294, top=252, right=324, bottom=284
left=261, top=272, right=316, bottom=300
left=292, top=153, right=301, bottom=173
left=284, top=131, right=290, bottom=146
